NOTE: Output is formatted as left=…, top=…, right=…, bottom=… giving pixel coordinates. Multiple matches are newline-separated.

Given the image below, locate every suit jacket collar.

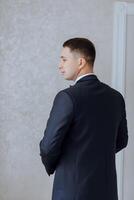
left=75, top=74, right=99, bottom=84
left=69, top=74, right=100, bottom=87
left=74, top=73, right=95, bottom=84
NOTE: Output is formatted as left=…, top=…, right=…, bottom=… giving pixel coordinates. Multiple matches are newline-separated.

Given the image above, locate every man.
left=39, top=37, right=128, bottom=200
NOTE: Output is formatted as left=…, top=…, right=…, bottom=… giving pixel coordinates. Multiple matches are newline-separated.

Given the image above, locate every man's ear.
left=78, top=57, right=86, bottom=69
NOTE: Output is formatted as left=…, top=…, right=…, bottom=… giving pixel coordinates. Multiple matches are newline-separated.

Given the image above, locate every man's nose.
left=58, top=63, right=63, bottom=70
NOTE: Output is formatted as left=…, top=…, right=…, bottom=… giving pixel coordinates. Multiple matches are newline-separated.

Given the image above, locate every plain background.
left=0, top=0, right=133, bottom=199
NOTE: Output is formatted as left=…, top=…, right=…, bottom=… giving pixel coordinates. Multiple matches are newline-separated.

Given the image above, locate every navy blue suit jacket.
left=39, top=74, right=128, bottom=200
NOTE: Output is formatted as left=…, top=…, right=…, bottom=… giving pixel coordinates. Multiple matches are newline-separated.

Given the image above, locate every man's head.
left=59, top=37, right=96, bottom=81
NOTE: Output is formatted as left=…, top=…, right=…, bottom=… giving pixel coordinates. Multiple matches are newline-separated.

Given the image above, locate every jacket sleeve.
left=39, top=91, right=74, bottom=175
left=115, top=96, right=129, bottom=153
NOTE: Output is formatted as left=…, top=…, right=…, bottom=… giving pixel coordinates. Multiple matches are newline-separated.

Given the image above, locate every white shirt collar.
left=74, top=72, right=95, bottom=84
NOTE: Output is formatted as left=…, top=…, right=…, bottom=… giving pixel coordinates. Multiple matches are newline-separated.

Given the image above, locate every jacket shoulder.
left=100, top=82, right=124, bottom=99
left=56, top=86, right=73, bottom=99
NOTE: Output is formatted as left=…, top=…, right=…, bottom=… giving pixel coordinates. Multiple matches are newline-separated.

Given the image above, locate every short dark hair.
left=63, top=37, right=96, bottom=66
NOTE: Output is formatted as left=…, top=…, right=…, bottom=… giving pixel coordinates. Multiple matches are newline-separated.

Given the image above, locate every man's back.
left=39, top=74, right=128, bottom=200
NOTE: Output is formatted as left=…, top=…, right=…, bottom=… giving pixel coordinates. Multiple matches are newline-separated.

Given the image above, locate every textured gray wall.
left=124, top=14, right=134, bottom=200
left=0, top=0, right=133, bottom=200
